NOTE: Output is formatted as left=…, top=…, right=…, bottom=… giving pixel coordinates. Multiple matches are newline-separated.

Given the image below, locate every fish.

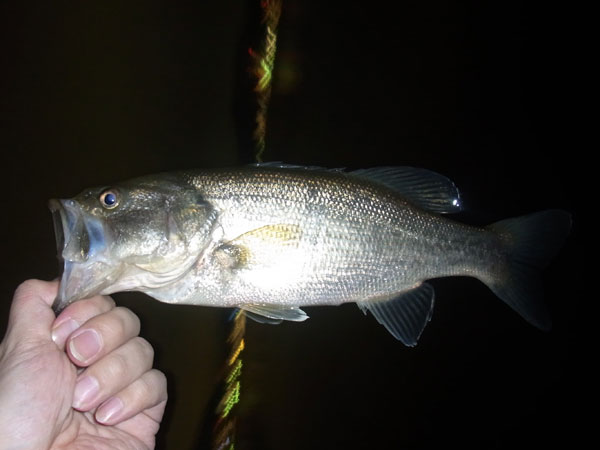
left=48, top=164, right=571, bottom=346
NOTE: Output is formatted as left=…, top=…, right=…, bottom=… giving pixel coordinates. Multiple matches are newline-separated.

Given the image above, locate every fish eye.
left=99, top=189, right=119, bottom=209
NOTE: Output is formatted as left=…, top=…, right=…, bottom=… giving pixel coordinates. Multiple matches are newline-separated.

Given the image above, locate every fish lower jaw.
left=54, top=259, right=118, bottom=312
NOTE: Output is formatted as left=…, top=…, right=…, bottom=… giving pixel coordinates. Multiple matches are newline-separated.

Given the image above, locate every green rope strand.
left=212, top=2, right=282, bottom=448
left=250, top=0, right=282, bottom=162
left=212, top=310, right=245, bottom=450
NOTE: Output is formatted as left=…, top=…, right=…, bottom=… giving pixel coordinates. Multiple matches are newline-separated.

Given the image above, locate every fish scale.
left=49, top=164, right=571, bottom=345
left=190, top=168, right=498, bottom=306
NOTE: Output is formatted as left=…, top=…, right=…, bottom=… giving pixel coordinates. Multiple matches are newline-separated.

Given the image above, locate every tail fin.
left=485, top=210, right=572, bottom=331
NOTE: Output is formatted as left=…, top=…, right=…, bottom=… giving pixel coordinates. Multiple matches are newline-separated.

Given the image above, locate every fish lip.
left=49, top=199, right=74, bottom=264
left=48, top=199, right=115, bottom=313
left=49, top=198, right=86, bottom=262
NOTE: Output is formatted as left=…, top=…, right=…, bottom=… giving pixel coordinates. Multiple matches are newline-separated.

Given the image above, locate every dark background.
left=0, top=1, right=586, bottom=449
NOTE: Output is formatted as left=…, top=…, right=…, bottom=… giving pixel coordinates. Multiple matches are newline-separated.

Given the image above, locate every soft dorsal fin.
left=357, top=282, right=435, bottom=346
left=253, top=163, right=462, bottom=214
left=251, top=161, right=345, bottom=172
left=351, top=167, right=462, bottom=214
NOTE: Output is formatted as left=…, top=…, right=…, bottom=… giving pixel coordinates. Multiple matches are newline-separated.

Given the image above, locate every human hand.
left=0, top=279, right=167, bottom=449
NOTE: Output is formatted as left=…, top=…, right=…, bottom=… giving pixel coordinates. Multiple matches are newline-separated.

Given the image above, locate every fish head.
left=49, top=175, right=216, bottom=312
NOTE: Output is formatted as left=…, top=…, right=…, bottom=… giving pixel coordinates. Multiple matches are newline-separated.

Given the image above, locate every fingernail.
left=51, top=319, right=79, bottom=345
left=96, top=396, right=124, bottom=424
left=73, top=375, right=100, bottom=409
left=69, top=329, right=102, bottom=364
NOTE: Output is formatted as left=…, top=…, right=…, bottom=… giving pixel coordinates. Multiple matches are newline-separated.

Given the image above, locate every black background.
left=0, top=1, right=586, bottom=449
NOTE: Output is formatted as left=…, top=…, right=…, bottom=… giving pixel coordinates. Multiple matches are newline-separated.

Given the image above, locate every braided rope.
left=212, top=310, right=245, bottom=450
left=249, top=0, right=282, bottom=162
left=212, top=2, right=282, bottom=448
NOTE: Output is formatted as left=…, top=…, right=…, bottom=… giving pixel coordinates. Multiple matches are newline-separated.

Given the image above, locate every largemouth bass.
left=49, top=164, right=571, bottom=346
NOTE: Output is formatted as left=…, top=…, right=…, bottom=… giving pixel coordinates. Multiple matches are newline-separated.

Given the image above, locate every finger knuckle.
left=136, top=370, right=167, bottom=400
left=154, top=370, right=168, bottom=398
left=14, top=279, right=43, bottom=301
left=113, top=307, right=141, bottom=336
left=134, top=337, right=155, bottom=363
left=13, top=279, right=56, bottom=311
left=106, top=352, right=130, bottom=379
left=15, top=279, right=40, bottom=293
left=94, top=295, right=116, bottom=311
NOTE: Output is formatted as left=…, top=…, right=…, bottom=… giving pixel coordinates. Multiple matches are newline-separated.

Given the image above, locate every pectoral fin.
left=357, top=282, right=435, bottom=346
left=242, top=304, right=309, bottom=323
left=233, top=224, right=302, bottom=247
left=242, top=311, right=283, bottom=325
left=214, top=224, right=302, bottom=270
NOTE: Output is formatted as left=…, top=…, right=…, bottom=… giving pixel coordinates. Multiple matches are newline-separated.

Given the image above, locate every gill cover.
left=49, top=180, right=218, bottom=314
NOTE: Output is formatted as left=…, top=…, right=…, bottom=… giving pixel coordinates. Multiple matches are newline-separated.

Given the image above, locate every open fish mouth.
left=49, top=199, right=116, bottom=313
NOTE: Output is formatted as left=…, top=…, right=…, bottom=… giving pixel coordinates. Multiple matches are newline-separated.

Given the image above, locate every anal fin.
left=358, top=283, right=435, bottom=346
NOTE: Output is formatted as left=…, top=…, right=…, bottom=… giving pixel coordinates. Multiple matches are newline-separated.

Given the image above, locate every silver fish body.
left=49, top=165, right=571, bottom=345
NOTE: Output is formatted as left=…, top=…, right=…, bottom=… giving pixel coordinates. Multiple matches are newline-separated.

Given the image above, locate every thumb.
left=6, top=279, right=59, bottom=344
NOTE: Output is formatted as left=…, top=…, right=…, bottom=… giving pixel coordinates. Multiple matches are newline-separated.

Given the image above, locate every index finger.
left=51, top=294, right=116, bottom=349
left=66, top=306, right=141, bottom=367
